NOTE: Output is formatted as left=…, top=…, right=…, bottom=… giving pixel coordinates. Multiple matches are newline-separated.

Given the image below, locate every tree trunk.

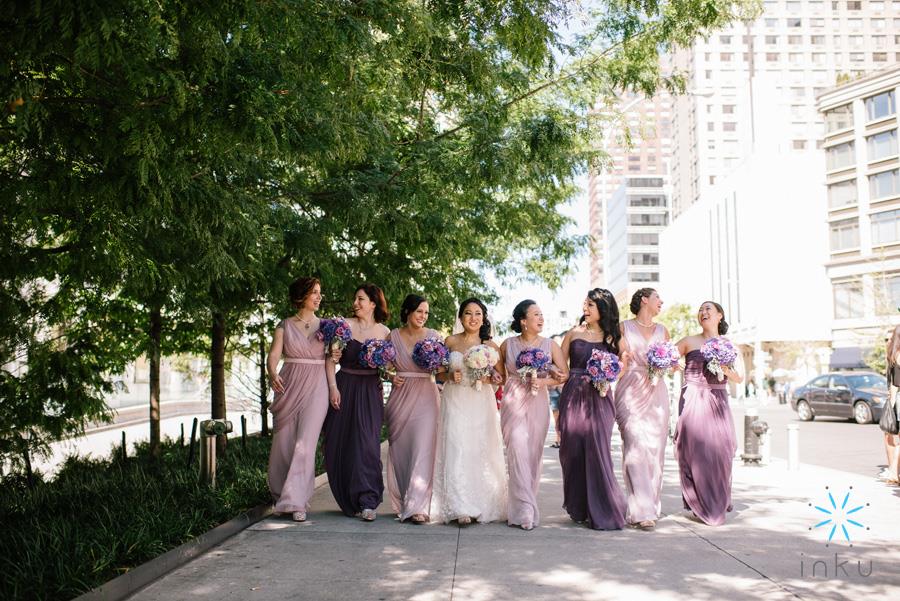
left=211, top=311, right=227, bottom=455
left=149, top=307, right=162, bottom=459
left=258, top=328, right=270, bottom=436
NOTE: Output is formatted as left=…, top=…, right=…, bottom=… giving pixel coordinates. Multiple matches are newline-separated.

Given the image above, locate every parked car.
left=790, top=371, right=888, bottom=424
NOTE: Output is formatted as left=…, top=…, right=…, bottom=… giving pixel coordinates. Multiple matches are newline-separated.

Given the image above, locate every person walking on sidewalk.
left=674, top=301, right=742, bottom=526
left=881, top=325, right=900, bottom=485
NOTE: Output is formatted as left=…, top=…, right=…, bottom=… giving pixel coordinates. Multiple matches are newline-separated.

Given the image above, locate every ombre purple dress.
left=674, top=349, right=737, bottom=526
left=323, top=339, right=384, bottom=516
left=558, top=339, right=626, bottom=530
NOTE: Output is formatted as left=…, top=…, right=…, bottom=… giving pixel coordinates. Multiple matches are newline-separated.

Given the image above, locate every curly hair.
left=629, top=288, right=656, bottom=316
left=289, top=277, right=320, bottom=310
left=580, top=288, right=622, bottom=354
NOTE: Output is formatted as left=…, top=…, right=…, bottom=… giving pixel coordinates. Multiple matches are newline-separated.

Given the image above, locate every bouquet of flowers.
left=515, top=347, right=551, bottom=396
left=584, top=349, right=621, bottom=396
left=316, top=317, right=352, bottom=355
left=646, top=341, right=680, bottom=386
left=358, top=339, right=397, bottom=379
left=463, top=344, right=499, bottom=391
left=700, top=337, right=737, bottom=382
left=412, top=337, right=450, bottom=382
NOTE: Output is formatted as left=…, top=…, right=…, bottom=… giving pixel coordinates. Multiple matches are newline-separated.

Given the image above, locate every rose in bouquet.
left=358, top=338, right=397, bottom=379
left=412, top=337, right=450, bottom=382
left=463, top=344, right=500, bottom=391
left=700, top=337, right=737, bottom=382
left=584, top=349, right=621, bottom=396
left=646, top=341, right=680, bottom=387
left=515, top=347, right=551, bottom=396
left=316, top=317, right=352, bottom=355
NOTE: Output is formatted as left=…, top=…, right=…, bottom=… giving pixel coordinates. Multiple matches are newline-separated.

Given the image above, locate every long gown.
left=323, top=338, right=384, bottom=516
left=385, top=329, right=440, bottom=521
left=674, top=349, right=737, bottom=526
left=268, top=320, right=329, bottom=513
left=501, top=336, right=552, bottom=528
left=558, top=339, right=626, bottom=530
left=614, top=321, right=670, bottom=524
left=430, top=351, right=507, bottom=523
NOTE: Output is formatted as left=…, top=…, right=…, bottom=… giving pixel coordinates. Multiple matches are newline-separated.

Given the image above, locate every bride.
left=431, top=297, right=508, bottom=524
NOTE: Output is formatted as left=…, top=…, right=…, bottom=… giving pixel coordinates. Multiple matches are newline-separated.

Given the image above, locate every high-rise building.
left=670, top=1, right=900, bottom=220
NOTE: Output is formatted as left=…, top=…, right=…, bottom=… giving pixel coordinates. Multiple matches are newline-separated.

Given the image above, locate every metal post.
left=180, top=422, right=185, bottom=446
left=787, top=424, right=800, bottom=471
left=187, top=417, right=198, bottom=467
left=121, top=431, right=127, bottom=461
left=199, top=419, right=233, bottom=488
left=241, top=415, right=247, bottom=449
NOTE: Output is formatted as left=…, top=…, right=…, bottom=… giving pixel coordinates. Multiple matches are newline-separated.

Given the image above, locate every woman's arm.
left=267, top=325, right=285, bottom=393
left=326, top=357, right=340, bottom=409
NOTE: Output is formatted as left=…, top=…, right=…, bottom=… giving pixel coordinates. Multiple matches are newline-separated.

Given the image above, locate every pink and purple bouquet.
left=700, top=337, right=737, bottom=382
left=646, top=341, right=680, bottom=386
left=516, top=347, right=551, bottom=396
left=358, top=338, right=397, bottom=379
left=463, top=344, right=500, bottom=391
left=412, top=337, right=450, bottom=382
left=316, top=317, right=352, bottom=354
left=584, top=349, right=621, bottom=396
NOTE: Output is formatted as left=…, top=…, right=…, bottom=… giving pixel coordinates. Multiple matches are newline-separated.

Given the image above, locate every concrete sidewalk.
left=131, top=428, right=900, bottom=601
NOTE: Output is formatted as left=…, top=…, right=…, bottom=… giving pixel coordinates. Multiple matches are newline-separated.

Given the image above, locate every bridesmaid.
left=615, top=288, right=671, bottom=530
left=498, top=300, right=566, bottom=531
left=267, top=277, right=339, bottom=522
left=386, top=294, right=442, bottom=523
left=558, top=288, right=627, bottom=530
left=674, top=301, right=742, bottom=526
left=323, top=283, right=391, bottom=521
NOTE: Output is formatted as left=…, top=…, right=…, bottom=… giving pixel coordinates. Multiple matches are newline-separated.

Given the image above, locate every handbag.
left=880, top=387, right=899, bottom=435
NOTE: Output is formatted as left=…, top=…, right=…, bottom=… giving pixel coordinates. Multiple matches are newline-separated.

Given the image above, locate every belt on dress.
left=683, top=380, right=727, bottom=391
left=570, top=368, right=586, bottom=375
left=396, top=371, right=431, bottom=378
left=340, top=368, right=379, bottom=376
left=283, top=358, right=325, bottom=365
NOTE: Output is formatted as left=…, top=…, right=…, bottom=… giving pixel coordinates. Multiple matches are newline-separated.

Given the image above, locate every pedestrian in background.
left=881, top=326, right=900, bottom=485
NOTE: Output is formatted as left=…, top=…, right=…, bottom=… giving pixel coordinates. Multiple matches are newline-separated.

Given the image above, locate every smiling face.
left=353, top=289, right=376, bottom=319
left=303, top=283, right=322, bottom=312
left=583, top=297, right=600, bottom=326
left=408, top=301, right=429, bottom=329
left=461, top=302, right=484, bottom=334
left=521, top=304, right=544, bottom=334
left=645, top=290, right=663, bottom=316
left=698, top=302, right=722, bottom=330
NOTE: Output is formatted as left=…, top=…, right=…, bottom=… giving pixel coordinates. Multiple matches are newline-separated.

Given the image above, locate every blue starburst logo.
left=808, top=486, right=869, bottom=546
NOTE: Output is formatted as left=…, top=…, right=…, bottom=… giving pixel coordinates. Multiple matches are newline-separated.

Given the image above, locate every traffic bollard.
left=741, top=408, right=769, bottom=465
left=199, top=418, right=233, bottom=488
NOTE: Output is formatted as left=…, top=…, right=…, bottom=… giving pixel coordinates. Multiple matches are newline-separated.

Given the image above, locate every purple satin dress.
left=674, top=349, right=737, bottom=526
left=558, top=339, right=626, bottom=530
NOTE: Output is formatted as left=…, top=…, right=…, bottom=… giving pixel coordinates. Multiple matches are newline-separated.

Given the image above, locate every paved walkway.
left=131, top=425, right=900, bottom=601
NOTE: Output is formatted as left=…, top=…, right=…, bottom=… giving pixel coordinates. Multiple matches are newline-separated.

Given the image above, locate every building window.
left=628, top=195, right=666, bottom=207
left=722, top=104, right=735, bottom=114
left=720, top=52, right=733, bottom=61
left=786, top=0, right=801, bottom=10
left=809, top=35, right=825, bottom=45
left=877, top=273, right=900, bottom=315
left=849, top=52, right=865, bottom=62
left=630, top=272, right=660, bottom=283
left=628, top=213, right=669, bottom=226
left=811, top=53, right=826, bottom=65
left=719, top=35, right=731, bottom=44
left=788, top=35, right=802, bottom=45
left=867, top=129, right=898, bottom=162
left=628, top=177, right=664, bottom=187
left=830, top=218, right=859, bottom=252
left=870, top=169, right=900, bottom=199
left=827, top=179, right=857, bottom=208
left=847, top=18, right=863, bottom=30
left=707, top=122, right=715, bottom=131
left=628, top=233, right=659, bottom=245
left=871, top=18, right=886, bottom=30
left=723, top=122, right=737, bottom=132
left=848, top=35, right=863, bottom=49
left=811, top=18, right=825, bottom=27
left=790, top=87, right=805, bottom=99
left=870, top=0, right=885, bottom=9
left=765, top=35, right=778, bottom=45
left=833, top=281, right=864, bottom=318
left=871, top=209, right=900, bottom=246
left=873, top=52, right=888, bottom=62
left=825, top=141, right=855, bottom=171
left=873, top=36, right=887, bottom=49
left=824, top=104, right=853, bottom=133
left=766, top=53, right=779, bottom=62
left=846, top=0, right=862, bottom=8
left=628, top=253, right=660, bottom=266
left=793, top=140, right=807, bottom=150
left=787, top=18, right=801, bottom=28
left=765, top=18, right=778, bottom=28
left=866, top=90, right=896, bottom=121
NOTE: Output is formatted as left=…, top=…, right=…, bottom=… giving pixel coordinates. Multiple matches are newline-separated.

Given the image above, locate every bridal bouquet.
left=700, top=337, right=737, bottom=382
left=515, top=347, right=551, bottom=396
left=358, top=339, right=397, bottom=379
left=316, top=317, right=352, bottom=354
left=646, top=341, right=680, bottom=386
left=584, top=349, right=621, bottom=396
left=463, top=344, right=499, bottom=391
left=412, top=337, right=450, bottom=382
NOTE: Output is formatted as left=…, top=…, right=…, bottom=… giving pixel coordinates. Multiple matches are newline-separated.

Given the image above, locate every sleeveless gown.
left=558, top=339, right=626, bottom=530
left=614, top=321, right=670, bottom=524
left=385, top=329, right=440, bottom=520
left=323, top=338, right=384, bottom=516
left=267, top=320, right=329, bottom=513
left=430, top=351, right=507, bottom=523
left=501, top=336, right=552, bottom=528
left=674, top=349, right=737, bottom=526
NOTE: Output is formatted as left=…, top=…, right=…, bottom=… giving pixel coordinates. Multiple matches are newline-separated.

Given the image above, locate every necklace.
left=635, top=319, right=655, bottom=328
left=295, top=314, right=314, bottom=330
left=519, top=334, right=540, bottom=348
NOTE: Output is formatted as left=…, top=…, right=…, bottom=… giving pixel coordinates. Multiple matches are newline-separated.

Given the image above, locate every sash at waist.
left=684, top=379, right=727, bottom=391
left=570, top=368, right=587, bottom=375
left=396, top=372, right=431, bottom=378
left=283, top=358, right=325, bottom=365
left=340, top=368, right=378, bottom=376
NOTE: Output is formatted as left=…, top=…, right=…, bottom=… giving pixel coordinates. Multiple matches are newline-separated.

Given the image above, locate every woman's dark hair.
left=702, top=300, right=729, bottom=335
left=355, top=283, right=390, bottom=323
left=399, top=294, right=427, bottom=325
left=629, top=288, right=656, bottom=316
left=580, top=288, right=621, bottom=354
left=510, top=299, right=537, bottom=333
left=458, top=297, right=492, bottom=342
left=289, top=277, right=320, bottom=310
left=887, top=325, right=900, bottom=367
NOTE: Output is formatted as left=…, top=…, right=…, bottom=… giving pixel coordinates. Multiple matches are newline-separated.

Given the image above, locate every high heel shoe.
left=292, top=511, right=307, bottom=522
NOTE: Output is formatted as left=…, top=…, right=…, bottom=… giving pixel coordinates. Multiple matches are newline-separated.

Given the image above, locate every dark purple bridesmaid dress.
left=674, top=349, right=737, bottom=526
left=323, top=339, right=385, bottom=516
left=558, top=339, right=626, bottom=530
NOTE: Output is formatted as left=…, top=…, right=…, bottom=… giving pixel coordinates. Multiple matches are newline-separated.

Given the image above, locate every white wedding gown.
left=431, top=351, right=508, bottom=523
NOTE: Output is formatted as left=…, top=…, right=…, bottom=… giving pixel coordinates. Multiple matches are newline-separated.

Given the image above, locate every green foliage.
left=866, top=338, right=887, bottom=376
left=658, top=302, right=696, bottom=343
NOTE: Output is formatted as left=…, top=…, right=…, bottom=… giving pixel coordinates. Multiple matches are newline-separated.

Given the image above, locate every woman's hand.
left=490, top=370, right=503, bottom=385
left=392, top=374, right=406, bottom=387
left=330, top=347, right=342, bottom=363
left=329, top=385, right=341, bottom=410
left=270, top=373, right=285, bottom=394
left=452, top=370, right=462, bottom=384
